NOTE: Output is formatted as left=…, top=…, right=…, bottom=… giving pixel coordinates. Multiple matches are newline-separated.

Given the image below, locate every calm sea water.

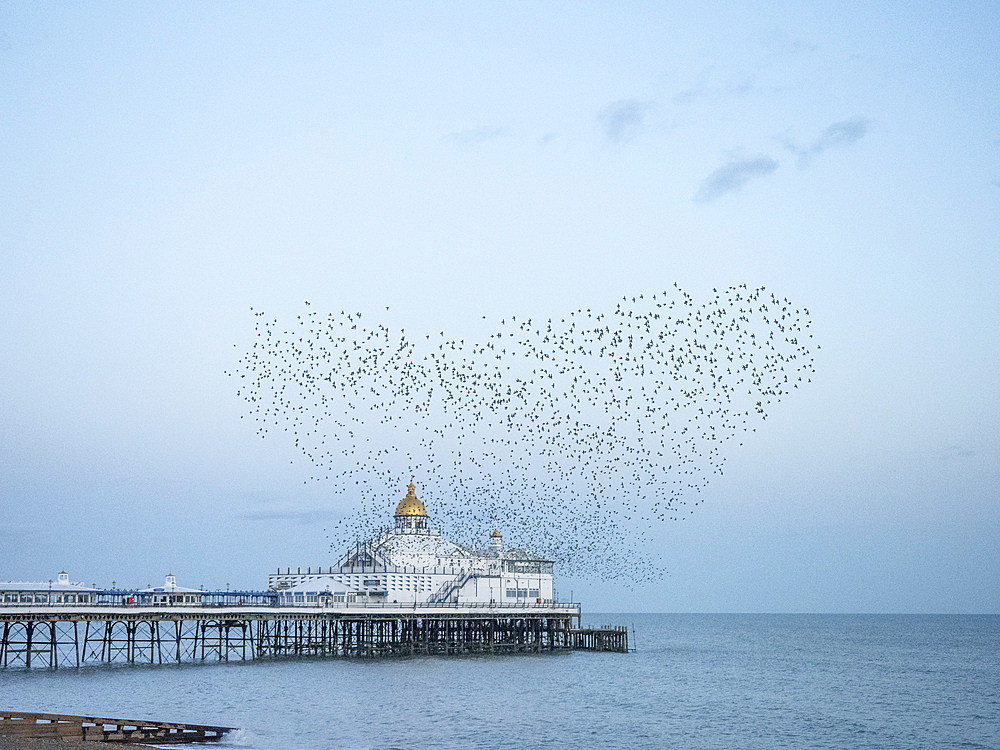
left=2, top=614, right=998, bottom=749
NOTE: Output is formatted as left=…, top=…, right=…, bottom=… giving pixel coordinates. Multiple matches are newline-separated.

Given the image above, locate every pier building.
left=270, top=481, right=555, bottom=606
left=0, top=572, right=98, bottom=605
left=137, top=575, right=204, bottom=606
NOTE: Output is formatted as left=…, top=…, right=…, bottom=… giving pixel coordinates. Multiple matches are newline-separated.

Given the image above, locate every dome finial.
left=396, top=478, right=426, bottom=517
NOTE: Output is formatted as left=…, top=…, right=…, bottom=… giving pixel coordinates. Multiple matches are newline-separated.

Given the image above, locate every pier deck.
left=0, top=602, right=627, bottom=668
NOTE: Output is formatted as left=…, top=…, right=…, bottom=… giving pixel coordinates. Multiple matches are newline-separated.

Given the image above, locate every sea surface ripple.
left=2, top=614, right=998, bottom=749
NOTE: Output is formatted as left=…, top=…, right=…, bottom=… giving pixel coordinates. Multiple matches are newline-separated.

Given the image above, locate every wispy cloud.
left=694, top=155, right=779, bottom=203
left=597, top=99, right=652, bottom=144
left=239, top=508, right=334, bottom=525
left=538, top=132, right=557, bottom=147
left=449, top=125, right=510, bottom=145
left=673, top=79, right=756, bottom=106
left=755, top=28, right=818, bottom=61
left=939, top=443, right=976, bottom=460
left=792, top=117, right=871, bottom=165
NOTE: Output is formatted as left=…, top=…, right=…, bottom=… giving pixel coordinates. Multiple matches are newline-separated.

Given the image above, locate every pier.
left=0, top=601, right=628, bottom=669
left=571, top=625, right=630, bottom=652
left=0, top=485, right=633, bottom=670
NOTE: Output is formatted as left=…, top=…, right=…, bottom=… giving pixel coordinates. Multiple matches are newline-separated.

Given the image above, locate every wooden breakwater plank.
left=0, top=711, right=233, bottom=743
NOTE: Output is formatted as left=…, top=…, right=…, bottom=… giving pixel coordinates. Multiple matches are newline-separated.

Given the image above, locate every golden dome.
left=394, top=479, right=427, bottom=517
left=490, top=529, right=502, bottom=538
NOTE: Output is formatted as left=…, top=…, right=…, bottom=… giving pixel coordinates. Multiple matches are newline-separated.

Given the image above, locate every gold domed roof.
left=490, top=529, right=502, bottom=538
left=395, top=479, right=427, bottom=517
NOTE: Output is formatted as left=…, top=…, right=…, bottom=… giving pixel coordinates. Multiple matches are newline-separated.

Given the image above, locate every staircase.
left=428, top=570, right=476, bottom=603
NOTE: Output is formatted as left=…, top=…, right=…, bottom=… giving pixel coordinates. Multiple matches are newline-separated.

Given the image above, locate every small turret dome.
left=489, top=528, right=503, bottom=552
left=395, top=479, right=427, bottom=517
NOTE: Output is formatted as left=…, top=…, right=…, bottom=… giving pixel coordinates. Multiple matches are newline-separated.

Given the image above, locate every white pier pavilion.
left=0, top=572, right=98, bottom=605
left=271, top=481, right=555, bottom=606
left=137, top=574, right=204, bottom=605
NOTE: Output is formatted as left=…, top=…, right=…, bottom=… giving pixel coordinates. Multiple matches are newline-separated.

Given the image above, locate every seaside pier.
left=1, top=484, right=630, bottom=670
left=0, top=601, right=626, bottom=669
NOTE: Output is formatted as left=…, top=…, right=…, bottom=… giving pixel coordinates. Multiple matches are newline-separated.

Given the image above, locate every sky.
left=1, top=2, right=998, bottom=612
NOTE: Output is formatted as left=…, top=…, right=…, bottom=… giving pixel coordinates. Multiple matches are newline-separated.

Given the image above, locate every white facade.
left=273, top=482, right=555, bottom=606
left=0, top=571, right=99, bottom=605
left=137, top=574, right=204, bottom=605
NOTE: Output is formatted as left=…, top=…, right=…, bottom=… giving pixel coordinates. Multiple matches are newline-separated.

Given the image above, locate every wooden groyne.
left=0, top=602, right=627, bottom=669
left=0, top=711, right=232, bottom=743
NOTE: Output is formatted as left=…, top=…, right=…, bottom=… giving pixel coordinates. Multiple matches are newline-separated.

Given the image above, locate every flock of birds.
left=229, top=284, right=816, bottom=582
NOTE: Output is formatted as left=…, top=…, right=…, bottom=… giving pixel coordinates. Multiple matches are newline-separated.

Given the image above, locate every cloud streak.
left=597, top=99, right=652, bottom=144
left=694, top=155, right=779, bottom=203
left=939, top=443, right=976, bottom=460
left=239, top=508, right=334, bottom=525
left=796, top=117, right=870, bottom=164
left=449, top=125, right=510, bottom=145
left=673, top=79, right=756, bottom=106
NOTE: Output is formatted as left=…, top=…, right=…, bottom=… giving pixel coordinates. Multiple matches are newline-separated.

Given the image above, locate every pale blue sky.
left=1, top=2, right=998, bottom=611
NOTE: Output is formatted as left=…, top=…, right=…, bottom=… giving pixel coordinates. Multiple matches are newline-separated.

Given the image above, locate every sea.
left=2, top=614, right=998, bottom=749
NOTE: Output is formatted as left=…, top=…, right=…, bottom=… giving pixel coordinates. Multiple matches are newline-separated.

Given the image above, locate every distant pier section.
left=0, top=482, right=628, bottom=668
